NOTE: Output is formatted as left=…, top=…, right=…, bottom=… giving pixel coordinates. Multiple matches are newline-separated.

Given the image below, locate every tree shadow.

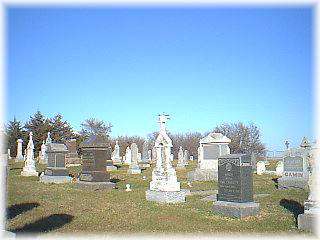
left=272, top=177, right=279, bottom=189
left=7, top=202, right=40, bottom=220
left=280, top=198, right=304, bottom=227
left=12, top=214, right=74, bottom=233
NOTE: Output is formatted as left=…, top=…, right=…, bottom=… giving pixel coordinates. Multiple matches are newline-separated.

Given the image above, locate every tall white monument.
left=111, top=140, right=122, bottom=164
left=16, top=139, right=24, bottom=161
left=39, top=140, right=47, bottom=164
left=146, top=114, right=189, bottom=203
left=124, top=146, right=132, bottom=164
left=21, top=132, right=38, bottom=176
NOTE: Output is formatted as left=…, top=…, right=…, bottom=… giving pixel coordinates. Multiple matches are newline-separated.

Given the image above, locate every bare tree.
left=214, top=122, right=265, bottom=155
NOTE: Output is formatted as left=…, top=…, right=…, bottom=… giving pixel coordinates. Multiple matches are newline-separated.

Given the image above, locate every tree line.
left=4, top=111, right=266, bottom=158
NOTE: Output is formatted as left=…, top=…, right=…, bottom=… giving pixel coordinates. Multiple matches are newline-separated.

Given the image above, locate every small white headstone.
left=125, top=183, right=132, bottom=192
left=257, top=161, right=266, bottom=175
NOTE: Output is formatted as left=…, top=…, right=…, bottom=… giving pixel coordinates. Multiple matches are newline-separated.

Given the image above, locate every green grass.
left=5, top=159, right=311, bottom=235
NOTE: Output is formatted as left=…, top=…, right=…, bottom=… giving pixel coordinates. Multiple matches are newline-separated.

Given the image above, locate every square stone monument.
left=39, top=143, right=72, bottom=183
left=188, top=133, right=231, bottom=182
left=146, top=114, right=189, bottom=203
left=76, top=135, right=115, bottom=190
left=212, top=154, right=260, bottom=218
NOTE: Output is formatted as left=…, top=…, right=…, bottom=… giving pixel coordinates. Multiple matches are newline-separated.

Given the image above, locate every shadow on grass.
left=7, top=202, right=40, bottom=220
left=110, top=178, right=121, bottom=183
left=280, top=198, right=304, bottom=227
left=12, top=214, right=74, bottom=233
left=272, top=177, right=279, bottom=189
left=9, top=167, right=23, bottom=170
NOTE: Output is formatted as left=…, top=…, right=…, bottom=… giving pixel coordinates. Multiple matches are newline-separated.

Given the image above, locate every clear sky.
left=6, top=6, right=314, bottom=150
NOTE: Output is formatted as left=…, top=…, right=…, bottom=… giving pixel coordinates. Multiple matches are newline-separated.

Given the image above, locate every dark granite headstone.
left=79, top=135, right=110, bottom=182
left=217, top=154, right=253, bottom=203
left=213, top=154, right=259, bottom=218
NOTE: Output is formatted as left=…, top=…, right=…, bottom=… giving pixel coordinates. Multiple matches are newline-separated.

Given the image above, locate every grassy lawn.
left=5, top=159, right=311, bottom=235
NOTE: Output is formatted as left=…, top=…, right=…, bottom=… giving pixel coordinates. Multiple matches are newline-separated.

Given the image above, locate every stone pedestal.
left=278, top=177, right=308, bottom=189
left=75, top=181, right=116, bottom=190
left=298, top=206, right=320, bottom=232
left=188, top=168, right=218, bottom=182
left=40, top=174, right=72, bottom=184
left=127, top=165, right=141, bottom=174
left=146, top=189, right=190, bottom=203
left=139, top=163, right=151, bottom=168
left=213, top=201, right=260, bottom=218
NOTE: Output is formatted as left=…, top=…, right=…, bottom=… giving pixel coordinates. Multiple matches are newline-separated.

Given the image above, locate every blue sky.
left=6, top=6, right=314, bottom=150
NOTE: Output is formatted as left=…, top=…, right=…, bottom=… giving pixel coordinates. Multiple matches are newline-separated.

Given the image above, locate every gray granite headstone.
left=278, top=155, right=308, bottom=189
left=79, top=135, right=110, bottom=182
left=213, top=154, right=259, bottom=218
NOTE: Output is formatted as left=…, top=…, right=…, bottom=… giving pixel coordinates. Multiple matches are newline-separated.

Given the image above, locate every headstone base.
left=176, top=164, right=186, bottom=169
left=15, top=157, right=24, bottom=162
left=298, top=206, right=320, bottom=232
left=127, top=167, right=141, bottom=174
left=39, top=175, right=72, bottom=184
left=139, top=163, right=151, bottom=168
left=212, top=201, right=260, bottom=218
left=187, top=168, right=218, bottom=182
left=278, top=177, right=308, bottom=189
left=106, top=166, right=117, bottom=171
left=21, top=170, right=38, bottom=177
left=75, top=181, right=116, bottom=190
left=145, top=189, right=190, bottom=203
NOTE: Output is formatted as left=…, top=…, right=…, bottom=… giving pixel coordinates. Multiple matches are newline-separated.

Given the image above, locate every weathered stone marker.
left=76, top=135, right=115, bottom=190
left=39, top=143, right=72, bottom=183
left=278, top=137, right=311, bottom=189
left=15, top=139, right=24, bottom=161
left=213, top=154, right=259, bottom=218
left=278, top=155, right=308, bottom=189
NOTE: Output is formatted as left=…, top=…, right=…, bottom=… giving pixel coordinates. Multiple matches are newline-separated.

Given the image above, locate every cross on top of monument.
left=284, top=140, right=290, bottom=149
left=157, top=113, right=170, bottom=132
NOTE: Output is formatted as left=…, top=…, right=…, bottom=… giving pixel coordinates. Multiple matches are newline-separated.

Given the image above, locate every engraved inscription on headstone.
left=283, top=156, right=303, bottom=172
left=203, top=145, right=220, bottom=160
left=217, top=154, right=253, bottom=203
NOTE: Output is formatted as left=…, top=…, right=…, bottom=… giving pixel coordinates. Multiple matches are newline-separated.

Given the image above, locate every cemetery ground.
left=6, top=159, right=311, bottom=235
